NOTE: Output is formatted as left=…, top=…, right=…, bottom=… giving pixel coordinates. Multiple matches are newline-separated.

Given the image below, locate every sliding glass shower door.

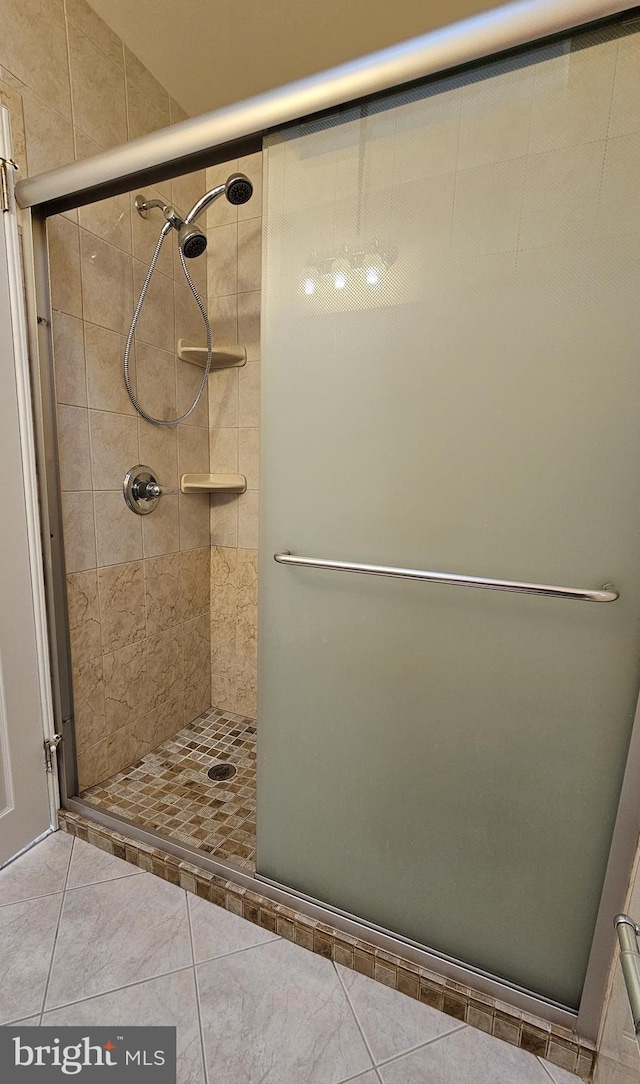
left=257, top=18, right=640, bottom=1009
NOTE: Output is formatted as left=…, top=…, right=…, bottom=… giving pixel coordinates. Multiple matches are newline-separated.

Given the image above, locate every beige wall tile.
left=103, top=639, right=148, bottom=733
left=65, top=0, right=123, bottom=69
left=182, top=478, right=209, bottom=545
left=144, top=695, right=185, bottom=751
left=237, top=489, right=259, bottom=549
left=144, top=552, right=184, bottom=636
left=49, top=216, right=82, bottom=318
left=183, top=614, right=211, bottom=724
left=211, top=546, right=238, bottom=711
left=175, top=280, right=204, bottom=345
left=237, top=291, right=260, bottom=361
left=237, top=217, right=262, bottom=293
left=529, top=39, right=617, bottom=154
left=519, top=141, right=605, bottom=251
left=238, top=362, right=260, bottom=428
left=131, top=188, right=174, bottom=277
left=57, top=404, right=91, bottom=491
left=171, top=169, right=207, bottom=221
left=131, top=261, right=175, bottom=352
left=67, top=21, right=126, bottom=149
left=81, top=231, right=132, bottom=335
left=124, top=47, right=170, bottom=141
left=62, top=491, right=96, bottom=572
left=208, top=294, right=238, bottom=346
left=0, top=72, right=28, bottom=175
left=66, top=569, right=101, bottom=666
left=457, top=66, right=533, bottom=171
left=89, top=410, right=139, bottom=490
left=210, top=493, right=238, bottom=548
left=94, top=491, right=142, bottom=567
left=178, top=425, right=209, bottom=474
left=139, top=420, right=178, bottom=488
left=207, top=223, right=237, bottom=297
left=53, top=311, right=86, bottom=407
left=97, top=560, right=145, bottom=654
left=237, top=152, right=263, bottom=222
left=85, top=323, right=135, bottom=416
left=237, top=547, right=258, bottom=676
left=0, top=0, right=71, bottom=118
left=210, top=427, right=238, bottom=474
left=181, top=547, right=210, bottom=621
left=597, top=134, right=640, bottom=239
left=135, top=342, right=177, bottom=422
left=609, top=31, right=640, bottom=139
left=77, top=737, right=108, bottom=791
left=208, top=368, right=238, bottom=429
left=451, top=158, right=526, bottom=256
left=72, top=656, right=105, bottom=751
left=142, top=494, right=180, bottom=558
left=169, top=98, right=189, bottom=124
left=147, top=627, right=184, bottom=710
left=106, top=722, right=149, bottom=777
left=79, top=191, right=132, bottom=254
left=20, top=83, right=74, bottom=175
left=238, top=428, right=259, bottom=490
left=177, top=363, right=209, bottom=429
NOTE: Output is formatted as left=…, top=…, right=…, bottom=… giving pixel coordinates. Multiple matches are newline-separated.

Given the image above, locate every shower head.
left=184, top=174, right=254, bottom=224
left=178, top=221, right=207, bottom=259
left=225, top=173, right=253, bottom=206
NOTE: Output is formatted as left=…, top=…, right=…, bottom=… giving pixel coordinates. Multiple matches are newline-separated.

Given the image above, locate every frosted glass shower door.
left=257, top=20, right=640, bottom=1009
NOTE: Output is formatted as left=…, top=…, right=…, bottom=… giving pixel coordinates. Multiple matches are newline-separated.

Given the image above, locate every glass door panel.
left=257, top=19, right=640, bottom=1009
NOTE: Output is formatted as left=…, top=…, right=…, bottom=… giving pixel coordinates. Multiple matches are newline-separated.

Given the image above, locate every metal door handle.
left=273, top=552, right=619, bottom=603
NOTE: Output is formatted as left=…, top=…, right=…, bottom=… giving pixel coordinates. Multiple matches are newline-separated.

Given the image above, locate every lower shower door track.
left=66, top=794, right=579, bottom=1034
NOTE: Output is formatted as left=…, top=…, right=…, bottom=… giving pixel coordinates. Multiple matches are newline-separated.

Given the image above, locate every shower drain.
left=207, top=763, right=237, bottom=782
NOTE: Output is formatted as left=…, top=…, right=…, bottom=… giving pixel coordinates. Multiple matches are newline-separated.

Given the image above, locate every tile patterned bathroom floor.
left=81, top=707, right=256, bottom=869
left=0, top=833, right=583, bottom=1084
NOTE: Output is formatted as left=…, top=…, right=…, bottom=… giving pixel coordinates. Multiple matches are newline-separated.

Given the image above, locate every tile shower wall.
left=0, top=0, right=212, bottom=790
left=206, top=153, right=262, bottom=718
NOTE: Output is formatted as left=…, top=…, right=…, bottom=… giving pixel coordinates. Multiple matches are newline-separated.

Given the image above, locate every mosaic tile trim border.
left=58, top=809, right=596, bottom=1080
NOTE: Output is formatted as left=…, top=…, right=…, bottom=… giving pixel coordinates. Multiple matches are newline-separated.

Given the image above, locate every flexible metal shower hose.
left=123, top=223, right=212, bottom=426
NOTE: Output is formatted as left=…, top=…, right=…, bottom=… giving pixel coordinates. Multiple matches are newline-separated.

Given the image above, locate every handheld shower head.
left=225, top=173, right=253, bottom=206
left=178, top=221, right=207, bottom=259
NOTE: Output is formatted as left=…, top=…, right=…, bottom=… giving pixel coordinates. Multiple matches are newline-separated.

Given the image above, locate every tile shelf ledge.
left=178, top=339, right=247, bottom=370
left=181, top=473, right=247, bottom=494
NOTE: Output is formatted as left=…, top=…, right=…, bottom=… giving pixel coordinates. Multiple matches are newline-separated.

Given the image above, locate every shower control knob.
left=123, top=465, right=177, bottom=515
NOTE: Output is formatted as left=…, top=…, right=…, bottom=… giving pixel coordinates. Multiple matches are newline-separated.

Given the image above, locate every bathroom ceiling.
left=87, top=0, right=498, bottom=117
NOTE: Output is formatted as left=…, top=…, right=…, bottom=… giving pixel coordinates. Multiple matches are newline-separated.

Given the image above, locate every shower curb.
left=58, top=808, right=596, bottom=1080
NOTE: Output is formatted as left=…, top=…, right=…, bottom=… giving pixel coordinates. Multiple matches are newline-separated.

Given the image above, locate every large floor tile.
left=197, top=937, right=373, bottom=1084
left=43, top=968, right=204, bottom=1084
left=66, top=837, right=142, bottom=889
left=378, top=1026, right=552, bottom=1083
left=188, top=893, right=278, bottom=963
left=4, top=1016, right=42, bottom=1027
left=337, top=962, right=463, bottom=1063
left=540, top=1060, right=582, bottom=1083
left=0, top=831, right=72, bottom=905
left=0, top=894, right=62, bottom=1023
left=45, top=873, right=192, bottom=1009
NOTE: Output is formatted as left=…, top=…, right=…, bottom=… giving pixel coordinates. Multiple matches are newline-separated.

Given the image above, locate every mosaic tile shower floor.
left=81, top=707, right=257, bottom=870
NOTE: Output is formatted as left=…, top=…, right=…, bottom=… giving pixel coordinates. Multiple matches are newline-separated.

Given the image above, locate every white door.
left=0, top=108, right=53, bottom=866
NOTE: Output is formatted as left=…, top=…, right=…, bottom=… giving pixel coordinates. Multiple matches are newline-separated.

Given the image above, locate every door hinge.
left=44, top=734, right=63, bottom=773
left=0, top=157, right=18, bottom=213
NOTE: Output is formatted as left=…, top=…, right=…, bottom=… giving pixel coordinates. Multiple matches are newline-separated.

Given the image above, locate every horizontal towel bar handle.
left=273, top=552, right=619, bottom=603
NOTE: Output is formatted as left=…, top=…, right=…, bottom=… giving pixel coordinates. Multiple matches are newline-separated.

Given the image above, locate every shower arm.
left=184, top=183, right=225, bottom=224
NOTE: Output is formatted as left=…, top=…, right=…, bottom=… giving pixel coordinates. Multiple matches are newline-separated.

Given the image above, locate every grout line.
left=64, top=869, right=144, bottom=893
left=537, top=1057, right=570, bottom=1083
left=372, top=1024, right=467, bottom=1070
left=191, top=934, right=281, bottom=970
left=186, top=892, right=209, bottom=1084
left=333, top=962, right=377, bottom=1073
left=37, top=834, right=76, bottom=1018
left=41, top=964, right=197, bottom=1020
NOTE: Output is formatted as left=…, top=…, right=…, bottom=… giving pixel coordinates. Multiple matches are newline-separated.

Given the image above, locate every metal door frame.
left=17, top=0, right=640, bottom=1041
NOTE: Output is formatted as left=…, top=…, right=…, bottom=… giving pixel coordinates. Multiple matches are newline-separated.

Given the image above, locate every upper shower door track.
left=15, top=0, right=635, bottom=214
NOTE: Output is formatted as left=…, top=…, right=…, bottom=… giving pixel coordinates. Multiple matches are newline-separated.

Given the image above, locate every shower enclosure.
left=17, top=0, right=640, bottom=1049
